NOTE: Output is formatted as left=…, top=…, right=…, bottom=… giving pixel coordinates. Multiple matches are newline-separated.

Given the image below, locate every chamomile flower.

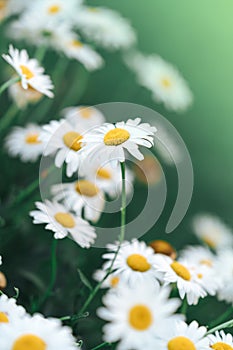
left=2, top=45, right=54, bottom=98
left=8, top=82, right=43, bottom=109
left=192, top=214, right=233, bottom=250
left=75, top=7, right=136, bottom=50
left=0, top=313, right=77, bottom=350
left=215, top=248, right=233, bottom=304
left=30, top=200, right=96, bottom=248
left=127, top=52, right=193, bottom=112
left=0, top=0, right=25, bottom=21
left=0, top=294, right=26, bottom=325
left=97, top=281, right=181, bottom=350
left=82, top=118, right=157, bottom=166
left=51, top=180, right=105, bottom=223
left=63, top=105, right=105, bottom=128
left=156, top=320, right=209, bottom=350
left=93, top=269, right=121, bottom=289
left=154, top=255, right=207, bottom=305
left=102, top=239, right=160, bottom=287
left=41, top=119, right=87, bottom=177
left=5, top=124, right=44, bottom=162
left=208, top=331, right=233, bottom=349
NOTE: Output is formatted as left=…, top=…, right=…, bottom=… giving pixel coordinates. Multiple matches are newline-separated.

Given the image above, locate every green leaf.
left=77, top=269, right=93, bottom=291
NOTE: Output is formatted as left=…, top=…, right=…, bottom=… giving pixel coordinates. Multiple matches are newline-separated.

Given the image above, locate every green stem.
left=0, top=76, right=20, bottom=96
left=35, top=46, right=47, bottom=62
left=0, top=104, right=19, bottom=133
left=181, top=298, right=188, bottom=315
left=91, top=342, right=110, bottom=350
left=209, top=307, right=233, bottom=328
left=206, top=319, right=233, bottom=335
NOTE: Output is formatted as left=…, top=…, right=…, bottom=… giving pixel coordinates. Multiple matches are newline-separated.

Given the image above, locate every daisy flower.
left=41, top=119, right=87, bottom=177
left=0, top=294, right=26, bottom=325
left=51, top=179, right=105, bottom=223
left=63, top=105, right=105, bottom=129
left=156, top=320, right=209, bottom=350
left=2, top=45, right=54, bottom=98
left=149, top=240, right=177, bottom=259
left=82, top=118, right=157, bottom=166
left=192, top=214, right=233, bottom=250
left=93, top=269, right=121, bottom=289
left=102, top=239, right=160, bottom=287
left=30, top=200, right=96, bottom=248
left=0, top=313, right=77, bottom=350
left=133, top=154, right=162, bottom=185
left=97, top=280, right=181, bottom=350
left=0, top=0, right=25, bottom=21
left=75, top=7, right=136, bottom=51
left=215, top=248, right=233, bottom=304
left=5, top=124, right=44, bottom=162
left=8, top=82, right=43, bottom=109
left=126, top=52, right=193, bottom=112
left=154, top=255, right=207, bottom=305
left=208, top=331, right=233, bottom=349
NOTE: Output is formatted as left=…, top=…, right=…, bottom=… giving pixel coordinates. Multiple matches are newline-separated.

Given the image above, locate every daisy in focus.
left=155, top=320, right=209, bottom=350
left=2, top=45, right=54, bottom=98
left=62, top=105, right=105, bottom=128
left=82, top=118, right=157, bottom=166
left=192, top=214, right=233, bottom=250
left=97, top=281, right=181, bottom=350
left=5, top=124, right=44, bottom=162
left=102, top=239, right=160, bottom=286
left=30, top=200, right=96, bottom=248
left=208, top=331, right=233, bottom=349
left=215, top=248, right=233, bottom=304
left=126, top=52, right=193, bottom=112
left=0, top=294, right=26, bottom=325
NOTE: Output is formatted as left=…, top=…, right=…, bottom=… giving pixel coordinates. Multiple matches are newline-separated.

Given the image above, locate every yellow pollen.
left=12, top=334, right=46, bottom=350
left=203, top=236, right=216, bottom=248
left=127, top=254, right=151, bottom=272
left=20, top=65, right=34, bottom=80
left=197, top=273, right=203, bottom=279
left=200, top=259, right=213, bottom=267
left=54, top=212, right=75, bottom=228
left=79, top=107, right=92, bottom=119
left=211, top=343, right=233, bottom=350
left=110, top=276, right=119, bottom=288
left=168, top=336, right=196, bottom=350
left=25, top=133, right=41, bottom=144
left=97, top=167, right=112, bottom=180
left=75, top=180, right=99, bottom=197
left=170, top=261, right=191, bottom=281
left=161, top=77, right=172, bottom=88
left=129, top=304, right=152, bottom=331
left=63, top=131, right=83, bottom=151
left=149, top=240, right=177, bottom=259
left=70, top=40, right=83, bottom=48
left=48, top=4, right=61, bottom=14
left=104, top=128, right=130, bottom=146
left=0, top=312, right=9, bottom=323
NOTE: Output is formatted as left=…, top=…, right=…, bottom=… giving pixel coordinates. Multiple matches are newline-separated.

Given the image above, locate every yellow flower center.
left=25, top=133, right=41, bottom=144
left=161, top=77, right=172, bottom=88
left=197, top=273, right=203, bottom=279
left=88, top=7, right=99, bottom=12
left=170, top=261, right=191, bottom=281
left=97, top=167, right=112, bottom=180
left=167, top=336, right=196, bottom=350
left=0, top=1, right=7, bottom=11
left=149, top=240, right=176, bottom=259
left=203, top=236, right=216, bottom=248
left=70, top=40, right=83, bottom=48
left=104, top=128, right=130, bottom=146
left=127, top=254, right=151, bottom=272
left=12, top=334, right=46, bottom=350
left=211, top=343, right=233, bottom=350
left=200, top=259, right=213, bottom=267
left=63, top=131, right=83, bottom=151
left=47, top=4, right=61, bottom=14
left=20, top=65, right=34, bottom=80
left=54, top=212, right=75, bottom=228
left=110, top=276, right=119, bottom=288
left=79, top=107, right=92, bottom=119
left=0, top=312, right=9, bottom=323
left=75, top=180, right=99, bottom=197
left=129, top=304, right=152, bottom=331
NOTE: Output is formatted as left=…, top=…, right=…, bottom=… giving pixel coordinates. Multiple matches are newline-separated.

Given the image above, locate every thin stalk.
left=35, top=46, right=47, bottom=62
left=209, top=307, right=233, bottom=328
left=91, top=342, right=110, bottom=350
left=0, top=104, right=19, bottom=133
left=206, top=319, right=233, bottom=335
left=181, top=298, right=188, bottom=315
left=0, top=76, right=20, bottom=96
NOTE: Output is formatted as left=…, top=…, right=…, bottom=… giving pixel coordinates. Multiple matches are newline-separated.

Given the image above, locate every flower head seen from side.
left=30, top=200, right=96, bottom=248
left=0, top=294, right=26, bottom=326
left=208, top=331, right=233, bottom=350
left=5, top=124, right=45, bottom=162
left=102, top=239, right=160, bottom=287
left=215, top=248, right=233, bottom=304
left=0, top=313, right=77, bottom=350
left=97, top=281, right=181, bottom=350
left=192, top=214, right=233, bottom=250
left=2, top=45, right=54, bottom=98
left=82, top=118, right=157, bottom=166
left=126, top=52, right=193, bottom=112
left=155, top=320, right=209, bottom=350
left=62, top=105, right=105, bottom=129
left=8, top=82, right=43, bottom=109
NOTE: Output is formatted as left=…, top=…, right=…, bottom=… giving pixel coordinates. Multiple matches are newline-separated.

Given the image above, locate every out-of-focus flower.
left=51, top=180, right=105, bottom=223
left=0, top=272, right=7, bottom=290
left=208, top=331, right=233, bottom=349
left=75, top=7, right=136, bottom=51
left=63, top=105, right=105, bottom=128
left=0, top=294, right=26, bottom=325
left=30, top=200, right=96, bottom=248
left=126, top=52, right=193, bottom=112
left=0, top=313, right=77, bottom=350
left=2, top=45, right=54, bottom=98
left=8, top=82, right=43, bottom=109
left=82, top=118, right=157, bottom=166
left=192, top=214, right=233, bottom=250
left=149, top=240, right=177, bottom=259
left=93, top=269, right=121, bottom=289
left=215, top=248, right=233, bottom=304
left=134, top=155, right=162, bottom=185
left=0, top=0, right=26, bottom=21
left=5, top=124, right=45, bottom=162
left=97, top=280, right=181, bottom=350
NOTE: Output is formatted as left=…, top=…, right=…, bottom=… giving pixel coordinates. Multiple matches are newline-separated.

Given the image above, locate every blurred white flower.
left=9, top=82, right=43, bottom=109
left=62, top=105, right=105, bottom=129
left=215, top=248, right=233, bottom=304
left=93, top=269, right=121, bottom=289
left=2, top=45, right=54, bottom=98
left=0, top=0, right=26, bottom=21
left=30, top=200, right=96, bottom=248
